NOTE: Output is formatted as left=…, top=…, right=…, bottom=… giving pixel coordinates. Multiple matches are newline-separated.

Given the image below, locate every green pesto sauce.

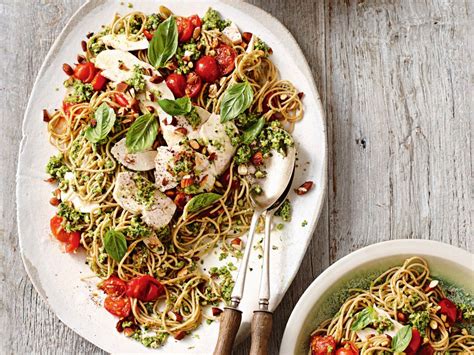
left=132, top=175, right=155, bottom=208
left=202, top=8, right=231, bottom=31
left=64, top=79, right=94, bottom=103
left=126, top=65, right=146, bottom=91
left=184, top=107, right=201, bottom=129
left=46, top=154, right=69, bottom=180
left=275, top=199, right=292, bottom=222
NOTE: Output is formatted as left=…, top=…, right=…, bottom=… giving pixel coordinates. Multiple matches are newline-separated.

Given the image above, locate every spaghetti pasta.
left=309, top=257, right=474, bottom=354
left=44, top=6, right=302, bottom=347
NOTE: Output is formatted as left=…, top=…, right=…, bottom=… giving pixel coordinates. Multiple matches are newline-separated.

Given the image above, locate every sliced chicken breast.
left=142, top=191, right=177, bottom=230
left=199, top=113, right=238, bottom=175
left=111, top=138, right=156, bottom=171
left=159, top=106, right=212, bottom=147
left=154, top=146, right=179, bottom=191
left=112, top=172, right=142, bottom=213
left=154, top=145, right=216, bottom=193
left=94, top=49, right=157, bottom=83
left=101, top=34, right=149, bottom=52
left=113, top=172, right=176, bottom=229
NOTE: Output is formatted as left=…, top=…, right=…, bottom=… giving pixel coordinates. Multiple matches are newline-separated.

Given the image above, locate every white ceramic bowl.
left=279, top=239, right=474, bottom=355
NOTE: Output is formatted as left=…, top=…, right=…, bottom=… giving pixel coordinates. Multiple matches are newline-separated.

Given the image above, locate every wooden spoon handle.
left=250, top=310, right=273, bottom=355
left=213, top=307, right=242, bottom=355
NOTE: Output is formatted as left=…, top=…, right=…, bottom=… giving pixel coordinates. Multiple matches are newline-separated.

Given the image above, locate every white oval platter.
left=17, top=0, right=327, bottom=353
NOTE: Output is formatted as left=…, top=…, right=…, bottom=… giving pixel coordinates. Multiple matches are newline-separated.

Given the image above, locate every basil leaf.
left=148, top=16, right=178, bottom=68
left=157, top=97, right=192, bottom=116
left=220, top=81, right=253, bottom=123
left=392, top=325, right=412, bottom=353
left=84, top=103, right=116, bottom=143
left=125, top=113, right=158, bottom=153
left=183, top=193, right=222, bottom=219
left=350, top=306, right=377, bottom=331
left=241, top=116, right=265, bottom=144
left=103, top=230, right=127, bottom=262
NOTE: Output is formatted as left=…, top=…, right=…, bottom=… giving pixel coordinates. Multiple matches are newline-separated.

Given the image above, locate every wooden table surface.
left=1, top=0, right=471, bottom=353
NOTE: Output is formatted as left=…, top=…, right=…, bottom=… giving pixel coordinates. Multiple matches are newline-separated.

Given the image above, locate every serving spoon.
left=214, top=146, right=296, bottom=355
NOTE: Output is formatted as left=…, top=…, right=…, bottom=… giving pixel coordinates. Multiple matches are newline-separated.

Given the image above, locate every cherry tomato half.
left=438, top=298, right=458, bottom=324
left=50, top=215, right=69, bottom=242
left=91, top=71, right=107, bottom=91
left=310, top=335, right=337, bottom=355
left=404, top=329, right=421, bottom=355
left=185, top=72, right=202, bottom=98
left=73, top=62, right=97, bottom=83
left=215, top=43, right=237, bottom=75
left=176, top=17, right=194, bottom=43
left=50, top=215, right=81, bottom=253
left=62, top=101, right=75, bottom=115
left=126, top=275, right=165, bottom=302
left=189, top=14, right=202, bottom=28
left=114, top=93, right=129, bottom=107
left=418, top=344, right=435, bottom=355
left=166, top=73, right=186, bottom=98
left=65, top=232, right=81, bottom=253
left=100, top=276, right=128, bottom=297
left=335, top=342, right=359, bottom=355
left=143, top=29, right=154, bottom=41
left=195, top=56, right=220, bottom=83
left=104, top=295, right=131, bottom=318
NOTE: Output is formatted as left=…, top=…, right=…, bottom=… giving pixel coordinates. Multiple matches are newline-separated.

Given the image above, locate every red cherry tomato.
left=176, top=17, right=194, bottom=42
left=91, top=71, right=107, bottom=91
left=104, top=295, right=131, bottom=318
left=185, top=72, right=202, bottom=98
left=404, top=329, right=422, bottom=355
left=143, top=29, right=154, bottom=41
left=73, top=62, right=97, bottom=83
left=62, top=101, right=75, bottom=115
left=114, top=93, right=129, bottom=107
left=438, top=298, right=458, bottom=324
left=189, top=15, right=201, bottom=28
left=335, top=342, right=359, bottom=355
left=126, top=275, right=165, bottom=302
left=195, top=56, right=220, bottom=83
left=418, top=344, right=435, bottom=355
left=310, top=335, right=337, bottom=355
left=65, top=231, right=81, bottom=253
left=215, top=43, right=237, bottom=75
left=100, top=276, right=128, bottom=297
left=50, top=215, right=69, bottom=242
left=50, top=215, right=81, bottom=252
left=166, top=73, right=186, bottom=98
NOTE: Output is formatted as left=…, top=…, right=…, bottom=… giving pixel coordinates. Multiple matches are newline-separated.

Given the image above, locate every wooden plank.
left=1, top=0, right=472, bottom=354
left=0, top=1, right=102, bottom=353
left=240, top=1, right=329, bottom=354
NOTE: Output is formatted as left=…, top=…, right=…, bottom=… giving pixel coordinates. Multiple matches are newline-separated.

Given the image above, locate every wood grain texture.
left=214, top=308, right=243, bottom=355
left=0, top=0, right=471, bottom=354
left=250, top=311, right=273, bottom=355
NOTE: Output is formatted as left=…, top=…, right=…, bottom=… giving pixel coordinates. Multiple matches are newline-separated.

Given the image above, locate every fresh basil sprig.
left=183, top=192, right=222, bottom=219
left=84, top=103, right=116, bottom=143
left=103, top=229, right=127, bottom=262
left=392, top=325, right=412, bottom=353
left=158, top=97, right=192, bottom=116
left=220, top=81, right=253, bottom=123
left=241, top=116, right=265, bottom=144
left=148, top=16, right=178, bottom=68
left=350, top=306, right=378, bottom=331
left=125, top=113, right=158, bottom=153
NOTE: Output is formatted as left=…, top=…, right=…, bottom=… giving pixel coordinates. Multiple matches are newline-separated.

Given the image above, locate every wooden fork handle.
left=250, top=310, right=273, bottom=355
left=213, top=307, right=242, bottom=355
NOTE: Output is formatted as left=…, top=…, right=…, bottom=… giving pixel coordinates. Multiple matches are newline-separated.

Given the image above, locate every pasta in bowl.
left=280, top=240, right=474, bottom=355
